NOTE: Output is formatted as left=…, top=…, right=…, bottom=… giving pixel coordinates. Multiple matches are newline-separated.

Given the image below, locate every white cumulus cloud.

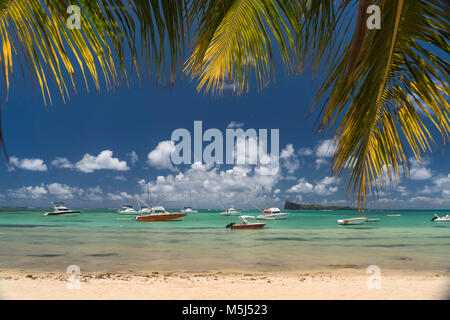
left=75, top=150, right=129, bottom=173
left=280, top=144, right=299, bottom=174
left=147, top=141, right=177, bottom=171
left=10, top=156, right=48, bottom=171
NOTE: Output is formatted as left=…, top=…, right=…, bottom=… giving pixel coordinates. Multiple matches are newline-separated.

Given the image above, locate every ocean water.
left=0, top=208, right=449, bottom=273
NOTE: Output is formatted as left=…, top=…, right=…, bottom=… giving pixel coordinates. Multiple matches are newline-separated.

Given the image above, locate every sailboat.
left=117, top=205, right=141, bottom=215
left=118, top=186, right=141, bottom=215
left=180, top=189, right=198, bottom=213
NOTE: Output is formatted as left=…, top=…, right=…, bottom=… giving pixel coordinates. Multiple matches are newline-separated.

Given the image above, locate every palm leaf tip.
left=185, top=0, right=295, bottom=95
left=316, top=0, right=450, bottom=209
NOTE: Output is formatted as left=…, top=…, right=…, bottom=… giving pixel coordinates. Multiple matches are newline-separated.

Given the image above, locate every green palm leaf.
left=314, top=0, right=449, bottom=208
left=185, top=0, right=295, bottom=95
left=0, top=0, right=188, bottom=157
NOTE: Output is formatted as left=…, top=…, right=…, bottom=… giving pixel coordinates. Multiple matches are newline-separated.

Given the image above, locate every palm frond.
left=185, top=0, right=295, bottom=95
left=314, top=0, right=450, bottom=208
left=0, top=0, right=188, bottom=158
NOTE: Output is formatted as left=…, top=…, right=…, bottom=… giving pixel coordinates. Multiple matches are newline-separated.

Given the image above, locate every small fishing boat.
left=431, top=214, right=450, bottom=222
left=43, top=203, right=81, bottom=216
left=118, top=205, right=141, bottom=215
left=337, top=217, right=368, bottom=225
left=387, top=214, right=401, bottom=217
left=256, top=207, right=289, bottom=220
left=226, top=216, right=266, bottom=230
left=220, top=207, right=241, bottom=216
left=136, top=206, right=187, bottom=221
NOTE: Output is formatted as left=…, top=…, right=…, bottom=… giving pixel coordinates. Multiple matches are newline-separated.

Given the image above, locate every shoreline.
left=1, top=269, right=448, bottom=300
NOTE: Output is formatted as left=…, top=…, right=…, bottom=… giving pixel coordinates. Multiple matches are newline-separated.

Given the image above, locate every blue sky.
left=1, top=57, right=449, bottom=209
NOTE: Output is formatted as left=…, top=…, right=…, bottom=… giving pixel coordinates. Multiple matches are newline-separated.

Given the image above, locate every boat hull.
left=136, top=213, right=187, bottom=221
left=118, top=211, right=141, bottom=215
left=338, top=217, right=368, bottom=225
left=43, top=211, right=81, bottom=216
left=231, top=223, right=266, bottom=229
left=432, top=219, right=450, bottom=222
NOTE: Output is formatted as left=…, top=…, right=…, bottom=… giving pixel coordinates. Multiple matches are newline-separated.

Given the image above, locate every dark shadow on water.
left=256, top=237, right=308, bottom=241
left=27, top=254, right=65, bottom=258
left=0, top=224, right=59, bottom=228
left=50, top=220, right=92, bottom=223
left=85, top=253, right=118, bottom=257
left=338, top=227, right=377, bottom=230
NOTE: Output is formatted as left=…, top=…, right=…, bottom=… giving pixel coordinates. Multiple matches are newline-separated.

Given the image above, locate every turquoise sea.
left=0, top=208, right=449, bottom=273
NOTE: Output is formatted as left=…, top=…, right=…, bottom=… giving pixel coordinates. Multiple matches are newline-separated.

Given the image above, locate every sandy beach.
left=1, top=269, right=448, bottom=300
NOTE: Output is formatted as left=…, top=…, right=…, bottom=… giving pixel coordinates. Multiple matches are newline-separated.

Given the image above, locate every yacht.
left=118, top=205, right=141, bottom=215
left=136, top=206, right=187, bottom=221
left=256, top=208, right=289, bottom=220
left=220, top=207, right=241, bottom=216
left=43, top=203, right=81, bottom=216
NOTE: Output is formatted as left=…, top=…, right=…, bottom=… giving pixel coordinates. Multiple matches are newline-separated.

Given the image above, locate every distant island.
left=284, top=200, right=355, bottom=211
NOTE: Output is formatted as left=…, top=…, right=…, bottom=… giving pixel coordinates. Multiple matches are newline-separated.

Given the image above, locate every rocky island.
left=284, top=200, right=355, bottom=211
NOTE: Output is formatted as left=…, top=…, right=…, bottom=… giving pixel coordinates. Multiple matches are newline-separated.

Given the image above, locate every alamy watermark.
left=170, top=121, right=279, bottom=175
left=366, top=265, right=381, bottom=290
left=66, top=265, right=81, bottom=289
left=67, top=5, right=81, bottom=30
left=367, top=5, right=381, bottom=30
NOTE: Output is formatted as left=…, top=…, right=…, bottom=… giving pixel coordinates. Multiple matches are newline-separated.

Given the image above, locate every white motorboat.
left=256, top=208, right=290, bottom=220
left=180, top=206, right=198, bottom=214
left=431, top=214, right=450, bottom=222
left=337, top=217, right=368, bottom=225
left=43, top=203, right=81, bottom=216
left=220, top=207, right=241, bottom=216
left=387, top=214, right=401, bottom=217
left=118, top=205, right=141, bottom=215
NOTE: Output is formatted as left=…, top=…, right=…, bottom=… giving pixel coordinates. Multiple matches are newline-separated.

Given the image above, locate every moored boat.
left=337, top=217, right=368, bottom=225
left=136, top=206, right=187, bottom=221
left=431, top=214, right=450, bottom=222
left=180, top=189, right=198, bottom=213
left=180, top=206, right=198, bottom=214
left=118, top=205, right=141, bottom=215
left=256, top=207, right=289, bottom=220
left=220, top=207, right=241, bottom=216
left=43, top=203, right=81, bottom=216
left=226, top=216, right=266, bottom=230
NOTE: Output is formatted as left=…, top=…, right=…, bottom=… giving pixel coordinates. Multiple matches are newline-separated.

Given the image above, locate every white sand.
left=0, top=269, right=448, bottom=300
